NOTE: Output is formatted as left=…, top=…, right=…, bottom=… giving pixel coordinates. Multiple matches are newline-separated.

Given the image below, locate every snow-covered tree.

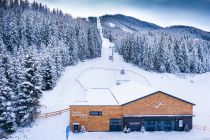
left=116, top=31, right=210, bottom=74
left=154, top=34, right=166, bottom=72
left=16, top=54, right=42, bottom=126
left=0, top=56, right=17, bottom=133
left=39, top=56, right=56, bottom=90
left=0, top=0, right=101, bottom=134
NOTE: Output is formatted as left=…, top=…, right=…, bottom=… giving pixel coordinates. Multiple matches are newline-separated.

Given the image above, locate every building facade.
left=69, top=82, right=195, bottom=132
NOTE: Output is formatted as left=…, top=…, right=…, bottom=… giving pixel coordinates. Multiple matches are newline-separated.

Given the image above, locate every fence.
left=38, top=108, right=70, bottom=118
left=75, top=66, right=151, bottom=91
left=193, top=124, right=210, bottom=132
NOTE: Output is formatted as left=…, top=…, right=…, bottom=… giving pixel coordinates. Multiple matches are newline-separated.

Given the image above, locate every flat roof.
left=72, top=81, right=195, bottom=106
left=73, top=89, right=118, bottom=105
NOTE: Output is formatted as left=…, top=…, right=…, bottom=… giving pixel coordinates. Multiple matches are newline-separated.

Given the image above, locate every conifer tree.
left=16, top=54, right=42, bottom=126
left=0, top=56, right=17, bottom=133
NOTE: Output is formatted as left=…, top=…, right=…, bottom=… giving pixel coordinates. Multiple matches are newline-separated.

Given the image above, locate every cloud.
left=30, top=0, right=210, bottom=15
left=29, top=0, right=210, bottom=31
left=132, top=0, right=210, bottom=14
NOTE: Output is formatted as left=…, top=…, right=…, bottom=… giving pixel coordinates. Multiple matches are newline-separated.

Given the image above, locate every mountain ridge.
left=99, top=14, right=210, bottom=41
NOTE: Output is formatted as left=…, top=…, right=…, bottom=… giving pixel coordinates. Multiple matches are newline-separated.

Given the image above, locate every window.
left=145, top=121, right=156, bottom=131
left=179, top=120, right=184, bottom=127
left=89, top=111, right=102, bottom=116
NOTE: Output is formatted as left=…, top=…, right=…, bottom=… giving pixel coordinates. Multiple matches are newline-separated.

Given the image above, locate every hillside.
left=3, top=17, right=210, bottom=140
left=99, top=14, right=210, bottom=74
left=164, top=25, right=210, bottom=41
left=0, top=1, right=210, bottom=139
left=100, top=14, right=210, bottom=42
left=100, top=14, right=162, bottom=39
left=101, top=14, right=161, bottom=31
left=0, top=0, right=101, bottom=137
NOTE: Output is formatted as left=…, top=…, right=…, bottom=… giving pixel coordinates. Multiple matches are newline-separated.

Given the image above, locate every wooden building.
left=69, top=81, right=195, bottom=132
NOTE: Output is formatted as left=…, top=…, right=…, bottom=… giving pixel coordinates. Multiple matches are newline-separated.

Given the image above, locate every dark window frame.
left=89, top=111, right=102, bottom=116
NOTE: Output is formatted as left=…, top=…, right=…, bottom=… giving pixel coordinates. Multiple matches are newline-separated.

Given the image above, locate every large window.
left=110, top=119, right=122, bottom=131
left=89, top=111, right=102, bottom=116
left=145, top=121, right=156, bottom=131
left=164, top=121, right=172, bottom=131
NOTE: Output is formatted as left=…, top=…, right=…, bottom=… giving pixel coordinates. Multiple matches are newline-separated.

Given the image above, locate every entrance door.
left=73, top=123, right=79, bottom=133
left=109, top=119, right=122, bottom=131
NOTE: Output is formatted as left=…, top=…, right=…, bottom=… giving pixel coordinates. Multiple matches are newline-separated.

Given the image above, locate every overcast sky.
left=29, top=0, right=210, bottom=31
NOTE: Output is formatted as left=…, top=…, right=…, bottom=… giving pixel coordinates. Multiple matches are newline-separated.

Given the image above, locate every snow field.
left=4, top=17, right=210, bottom=140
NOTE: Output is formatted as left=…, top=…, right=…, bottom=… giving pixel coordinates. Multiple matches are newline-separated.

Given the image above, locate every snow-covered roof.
left=73, top=89, right=118, bottom=105
left=72, top=81, right=194, bottom=106
left=110, top=81, right=157, bottom=105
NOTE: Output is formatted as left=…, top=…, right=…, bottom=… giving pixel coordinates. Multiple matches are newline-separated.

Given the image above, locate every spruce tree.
left=40, top=56, right=56, bottom=90
left=154, top=35, right=166, bottom=72
left=0, top=56, right=17, bottom=133
left=16, top=54, right=42, bottom=126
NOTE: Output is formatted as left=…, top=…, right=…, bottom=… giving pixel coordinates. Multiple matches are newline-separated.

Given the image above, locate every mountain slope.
left=4, top=17, right=210, bottom=140
left=100, top=14, right=210, bottom=42
left=164, top=25, right=210, bottom=41
left=101, top=14, right=162, bottom=31
left=101, top=14, right=210, bottom=74
left=100, top=14, right=162, bottom=39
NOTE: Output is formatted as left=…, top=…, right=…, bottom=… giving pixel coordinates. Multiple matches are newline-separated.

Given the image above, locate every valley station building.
left=69, top=81, right=195, bottom=132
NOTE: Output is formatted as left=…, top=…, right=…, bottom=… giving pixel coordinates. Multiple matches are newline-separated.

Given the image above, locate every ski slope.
left=3, top=18, right=210, bottom=140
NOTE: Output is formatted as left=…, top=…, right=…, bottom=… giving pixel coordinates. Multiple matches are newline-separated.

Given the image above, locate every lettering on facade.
left=72, top=111, right=87, bottom=118
left=130, top=122, right=141, bottom=125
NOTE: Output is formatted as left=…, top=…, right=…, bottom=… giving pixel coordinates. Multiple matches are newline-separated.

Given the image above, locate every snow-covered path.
left=4, top=18, right=210, bottom=140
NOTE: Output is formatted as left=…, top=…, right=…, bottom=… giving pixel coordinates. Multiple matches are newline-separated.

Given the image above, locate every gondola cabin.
left=69, top=81, right=195, bottom=132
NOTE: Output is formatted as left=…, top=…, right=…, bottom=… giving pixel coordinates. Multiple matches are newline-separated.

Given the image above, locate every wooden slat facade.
left=70, top=91, right=194, bottom=132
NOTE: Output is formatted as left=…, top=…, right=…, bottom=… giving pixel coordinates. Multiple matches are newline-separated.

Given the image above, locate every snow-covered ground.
left=108, top=21, right=133, bottom=33
left=120, top=25, right=134, bottom=33
left=109, top=22, right=115, bottom=27
left=4, top=18, right=210, bottom=140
